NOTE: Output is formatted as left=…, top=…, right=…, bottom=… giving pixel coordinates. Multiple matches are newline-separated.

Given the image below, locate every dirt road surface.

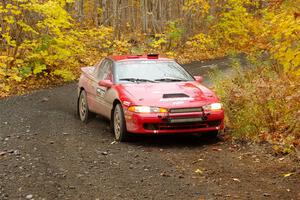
left=1, top=59, right=299, bottom=200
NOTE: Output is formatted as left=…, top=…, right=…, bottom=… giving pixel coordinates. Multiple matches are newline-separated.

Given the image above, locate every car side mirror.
left=194, top=76, right=203, bottom=83
left=98, top=80, right=113, bottom=88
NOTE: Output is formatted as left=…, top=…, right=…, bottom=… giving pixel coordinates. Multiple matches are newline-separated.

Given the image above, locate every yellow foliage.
left=183, top=0, right=210, bottom=16
left=53, top=69, right=75, bottom=81
left=215, top=0, right=257, bottom=50
left=268, top=9, right=300, bottom=75
left=0, top=0, right=300, bottom=98
left=186, top=33, right=213, bottom=50
left=212, top=64, right=300, bottom=151
left=149, top=34, right=167, bottom=49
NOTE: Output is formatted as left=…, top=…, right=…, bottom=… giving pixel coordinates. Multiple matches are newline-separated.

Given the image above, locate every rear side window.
left=94, top=60, right=104, bottom=76
left=97, top=59, right=112, bottom=80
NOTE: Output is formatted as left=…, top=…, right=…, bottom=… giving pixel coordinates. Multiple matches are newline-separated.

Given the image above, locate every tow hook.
left=201, top=107, right=210, bottom=121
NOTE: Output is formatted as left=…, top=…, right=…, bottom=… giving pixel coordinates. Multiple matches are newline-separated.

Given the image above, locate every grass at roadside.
left=212, top=58, right=300, bottom=154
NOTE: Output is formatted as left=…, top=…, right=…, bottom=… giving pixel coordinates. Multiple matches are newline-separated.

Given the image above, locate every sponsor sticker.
left=123, top=101, right=131, bottom=106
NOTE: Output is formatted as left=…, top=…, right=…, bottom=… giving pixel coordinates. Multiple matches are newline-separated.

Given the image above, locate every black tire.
left=78, top=90, right=93, bottom=123
left=113, top=104, right=128, bottom=142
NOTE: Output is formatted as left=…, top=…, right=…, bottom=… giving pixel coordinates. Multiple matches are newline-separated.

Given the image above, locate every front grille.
left=143, top=120, right=222, bottom=130
left=168, top=117, right=203, bottom=123
left=169, top=107, right=203, bottom=113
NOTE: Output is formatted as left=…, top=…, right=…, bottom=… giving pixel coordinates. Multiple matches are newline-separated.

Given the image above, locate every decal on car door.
left=96, top=87, right=106, bottom=98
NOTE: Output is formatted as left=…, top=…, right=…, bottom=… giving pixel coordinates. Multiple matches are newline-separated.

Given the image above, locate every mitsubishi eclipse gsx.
left=77, top=54, right=224, bottom=142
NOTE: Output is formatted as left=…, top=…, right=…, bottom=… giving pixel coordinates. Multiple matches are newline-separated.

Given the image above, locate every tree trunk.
left=101, top=0, right=108, bottom=25
left=141, top=0, right=148, bottom=34
left=76, top=0, right=84, bottom=22
left=94, top=0, right=99, bottom=26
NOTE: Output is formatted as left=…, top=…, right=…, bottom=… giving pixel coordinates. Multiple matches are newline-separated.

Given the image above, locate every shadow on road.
left=91, top=115, right=221, bottom=149
left=127, top=134, right=221, bottom=149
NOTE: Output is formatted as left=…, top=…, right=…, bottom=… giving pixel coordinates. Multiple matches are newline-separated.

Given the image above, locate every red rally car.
left=77, top=54, right=224, bottom=142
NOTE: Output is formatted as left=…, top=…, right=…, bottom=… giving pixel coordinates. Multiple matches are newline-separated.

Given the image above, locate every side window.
left=94, top=59, right=104, bottom=75
left=97, top=59, right=112, bottom=80
left=94, top=59, right=106, bottom=79
left=102, top=61, right=112, bottom=81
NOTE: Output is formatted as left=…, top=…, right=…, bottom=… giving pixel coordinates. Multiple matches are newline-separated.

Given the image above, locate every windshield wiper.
left=154, top=78, right=187, bottom=82
left=119, top=78, right=156, bottom=83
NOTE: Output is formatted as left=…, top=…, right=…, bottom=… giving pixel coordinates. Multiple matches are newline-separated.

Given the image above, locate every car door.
left=94, top=59, right=113, bottom=117
left=83, top=59, right=103, bottom=113
left=80, top=61, right=103, bottom=113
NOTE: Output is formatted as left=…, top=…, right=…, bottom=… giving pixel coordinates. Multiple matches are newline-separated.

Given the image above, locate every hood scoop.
left=163, top=93, right=189, bottom=98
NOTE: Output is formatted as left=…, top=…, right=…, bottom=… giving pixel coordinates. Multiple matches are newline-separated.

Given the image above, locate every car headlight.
left=128, top=106, right=168, bottom=113
left=203, top=103, right=223, bottom=111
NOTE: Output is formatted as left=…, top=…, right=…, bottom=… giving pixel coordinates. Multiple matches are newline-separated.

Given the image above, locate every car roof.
left=108, top=54, right=173, bottom=62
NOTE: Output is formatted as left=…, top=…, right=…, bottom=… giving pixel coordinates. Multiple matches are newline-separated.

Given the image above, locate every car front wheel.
left=113, top=104, right=128, bottom=142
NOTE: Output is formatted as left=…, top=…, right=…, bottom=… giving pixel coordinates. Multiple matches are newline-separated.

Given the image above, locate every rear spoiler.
left=81, top=66, right=94, bottom=74
left=81, top=66, right=96, bottom=80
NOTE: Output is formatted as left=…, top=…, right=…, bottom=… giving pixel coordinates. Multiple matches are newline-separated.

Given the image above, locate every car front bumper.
left=124, top=109, right=224, bottom=134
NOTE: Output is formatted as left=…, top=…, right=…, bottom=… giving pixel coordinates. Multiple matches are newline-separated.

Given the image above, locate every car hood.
left=119, top=82, right=218, bottom=108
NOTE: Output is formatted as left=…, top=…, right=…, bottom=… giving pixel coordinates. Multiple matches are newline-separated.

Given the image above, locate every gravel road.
left=0, top=58, right=299, bottom=200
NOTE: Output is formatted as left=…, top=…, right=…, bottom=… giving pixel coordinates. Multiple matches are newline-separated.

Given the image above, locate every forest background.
left=0, top=0, right=299, bottom=153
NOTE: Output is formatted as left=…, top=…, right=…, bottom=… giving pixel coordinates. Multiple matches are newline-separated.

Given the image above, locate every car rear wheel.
left=113, top=104, right=128, bottom=142
left=78, top=90, right=92, bottom=123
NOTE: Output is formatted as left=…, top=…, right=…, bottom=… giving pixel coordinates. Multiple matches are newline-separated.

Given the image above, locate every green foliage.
left=19, top=66, right=32, bottom=77
left=166, top=21, right=184, bottom=45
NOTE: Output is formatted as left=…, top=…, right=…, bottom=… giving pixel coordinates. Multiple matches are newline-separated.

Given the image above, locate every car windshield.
left=115, top=60, right=194, bottom=83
